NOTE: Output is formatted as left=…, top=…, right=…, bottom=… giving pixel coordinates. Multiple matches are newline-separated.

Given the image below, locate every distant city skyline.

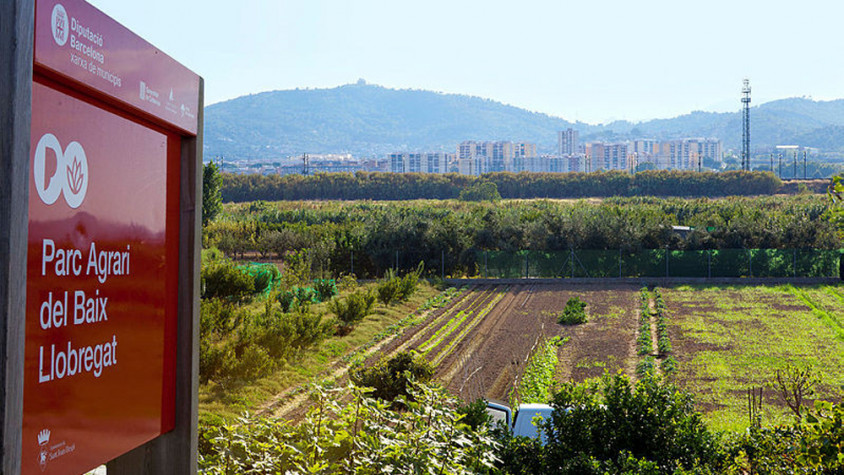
left=89, top=0, right=844, bottom=124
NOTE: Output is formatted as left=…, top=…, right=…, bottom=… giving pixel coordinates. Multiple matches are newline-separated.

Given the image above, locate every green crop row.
left=513, top=337, right=563, bottom=406
left=654, top=289, right=672, bottom=356
left=417, top=288, right=494, bottom=354
left=430, top=289, right=508, bottom=366
left=637, top=287, right=652, bottom=356
left=340, top=287, right=464, bottom=366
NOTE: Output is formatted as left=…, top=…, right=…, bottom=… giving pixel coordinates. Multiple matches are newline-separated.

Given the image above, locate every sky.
left=88, top=0, right=844, bottom=124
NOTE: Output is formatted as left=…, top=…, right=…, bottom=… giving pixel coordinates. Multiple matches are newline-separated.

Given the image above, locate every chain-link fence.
left=475, top=249, right=842, bottom=279
left=326, top=248, right=842, bottom=279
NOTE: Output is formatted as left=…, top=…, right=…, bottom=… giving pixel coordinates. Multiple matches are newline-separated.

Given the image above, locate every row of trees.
left=204, top=195, right=841, bottom=278
left=221, top=170, right=784, bottom=202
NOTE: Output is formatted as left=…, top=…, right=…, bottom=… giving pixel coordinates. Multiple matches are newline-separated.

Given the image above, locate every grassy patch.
left=665, top=284, right=844, bottom=432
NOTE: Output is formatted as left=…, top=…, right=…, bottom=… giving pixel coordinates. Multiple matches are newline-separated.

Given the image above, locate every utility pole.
left=803, top=150, right=807, bottom=179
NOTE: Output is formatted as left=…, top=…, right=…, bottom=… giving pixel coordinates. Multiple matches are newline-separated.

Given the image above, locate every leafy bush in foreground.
left=199, top=383, right=499, bottom=474
left=350, top=351, right=434, bottom=404
left=503, top=373, right=724, bottom=474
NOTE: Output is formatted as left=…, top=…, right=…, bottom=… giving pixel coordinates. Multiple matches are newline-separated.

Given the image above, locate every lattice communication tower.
left=741, top=79, right=751, bottom=171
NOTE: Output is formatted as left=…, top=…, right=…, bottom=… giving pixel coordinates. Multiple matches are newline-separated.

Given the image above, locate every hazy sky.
left=88, top=0, right=843, bottom=124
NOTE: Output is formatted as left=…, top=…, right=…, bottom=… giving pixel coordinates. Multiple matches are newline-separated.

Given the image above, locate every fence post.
left=395, top=250, right=399, bottom=271
left=618, top=249, right=622, bottom=278
left=748, top=249, right=753, bottom=278
left=707, top=250, right=712, bottom=279
left=441, top=250, right=445, bottom=280
left=665, top=247, right=669, bottom=278
left=571, top=248, right=575, bottom=278
left=793, top=249, right=797, bottom=278
left=350, top=251, right=354, bottom=275
left=484, top=250, right=488, bottom=278
left=525, top=252, right=529, bottom=279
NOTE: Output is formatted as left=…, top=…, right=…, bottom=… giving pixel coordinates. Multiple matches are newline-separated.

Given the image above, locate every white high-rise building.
left=558, top=128, right=579, bottom=156
left=389, top=152, right=451, bottom=173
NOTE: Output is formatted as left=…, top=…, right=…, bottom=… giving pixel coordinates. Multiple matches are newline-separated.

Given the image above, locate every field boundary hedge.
left=221, top=170, right=783, bottom=202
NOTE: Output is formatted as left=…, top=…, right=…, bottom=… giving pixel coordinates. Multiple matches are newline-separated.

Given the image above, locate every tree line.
left=204, top=195, right=841, bottom=278
left=221, top=170, right=783, bottom=202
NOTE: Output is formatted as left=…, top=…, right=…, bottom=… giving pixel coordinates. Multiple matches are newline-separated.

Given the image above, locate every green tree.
left=203, top=160, right=223, bottom=226
left=827, top=174, right=844, bottom=238
left=459, top=180, right=501, bottom=202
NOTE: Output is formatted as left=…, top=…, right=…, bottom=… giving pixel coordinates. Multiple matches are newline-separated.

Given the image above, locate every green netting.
left=238, top=262, right=282, bottom=294
left=484, top=251, right=527, bottom=278
left=475, top=249, right=842, bottom=279
left=622, top=250, right=665, bottom=277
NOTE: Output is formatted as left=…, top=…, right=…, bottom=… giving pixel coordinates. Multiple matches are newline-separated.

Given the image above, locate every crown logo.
left=37, top=429, right=50, bottom=446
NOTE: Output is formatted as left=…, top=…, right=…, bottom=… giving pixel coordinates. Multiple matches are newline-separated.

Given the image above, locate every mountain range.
left=203, top=82, right=844, bottom=160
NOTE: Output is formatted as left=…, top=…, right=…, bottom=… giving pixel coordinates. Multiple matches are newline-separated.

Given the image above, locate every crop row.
left=513, top=336, right=565, bottom=406
left=341, top=286, right=465, bottom=366
left=429, top=289, right=508, bottom=366
left=416, top=287, right=495, bottom=354
left=637, top=288, right=652, bottom=356
left=787, top=285, right=844, bottom=341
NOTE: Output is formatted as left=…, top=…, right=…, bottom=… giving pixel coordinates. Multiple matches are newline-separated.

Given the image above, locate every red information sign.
left=23, top=0, right=199, bottom=473
left=34, top=0, right=200, bottom=135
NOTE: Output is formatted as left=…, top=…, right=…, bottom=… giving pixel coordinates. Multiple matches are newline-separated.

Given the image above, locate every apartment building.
left=586, top=142, right=629, bottom=171
left=389, top=152, right=451, bottom=174
left=657, top=138, right=722, bottom=170
left=558, top=128, right=579, bottom=156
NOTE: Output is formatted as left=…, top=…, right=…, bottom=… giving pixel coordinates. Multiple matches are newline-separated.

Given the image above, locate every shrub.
left=377, top=264, right=423, bottom=305
left=200, top=298, right=244, bottom=336
left=277, top=286, right=318, bottom=312
left=200, top=301, right=333, bottom=385
left=557, top=297, right=588, bottom=325
left=247, top=263, right=280, bottom=294
left=457, top=398, right=494, bottom=431
left=350, top=351, right=434, bottom=403
left=199, top=383, right=499, bottom=474
left=312, top=278, right=337, bottom=302
left=336, top=273, right=358, bottom=291
left=254, top=305, right=334, bottom=360
left=533, top=373, right=723, bottom=474
left=376, top=269, right=402, bottom=304
left=201, top=259, right=255, bottom=301
left=328, top=289, right=376, bottom=331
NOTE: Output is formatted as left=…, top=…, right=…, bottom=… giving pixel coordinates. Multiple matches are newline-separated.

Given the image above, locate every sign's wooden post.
left=1, top=0, right=35, bottom=472
left=2, top=0, right=201, bottom=473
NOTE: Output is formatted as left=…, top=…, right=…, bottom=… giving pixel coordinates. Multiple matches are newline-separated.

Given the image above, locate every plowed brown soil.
left=404, top=283, right=641, bottom=403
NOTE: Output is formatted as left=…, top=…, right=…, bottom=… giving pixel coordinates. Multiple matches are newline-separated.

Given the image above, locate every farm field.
left=264, top=280, right=844, bottom=434
left=664, top=283, right=844, bottom=431
left=368, top=281, right=844, bottom=432
left=375, top=283, right=641, bottom=402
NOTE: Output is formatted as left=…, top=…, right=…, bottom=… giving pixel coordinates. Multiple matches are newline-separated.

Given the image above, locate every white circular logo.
left=51, top=4, right=69, bottom=46
left=33, top=133, right=89, bottom=209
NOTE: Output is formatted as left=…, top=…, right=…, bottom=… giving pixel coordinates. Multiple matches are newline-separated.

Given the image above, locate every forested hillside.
left=204, top=84, right=844, bottom=159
